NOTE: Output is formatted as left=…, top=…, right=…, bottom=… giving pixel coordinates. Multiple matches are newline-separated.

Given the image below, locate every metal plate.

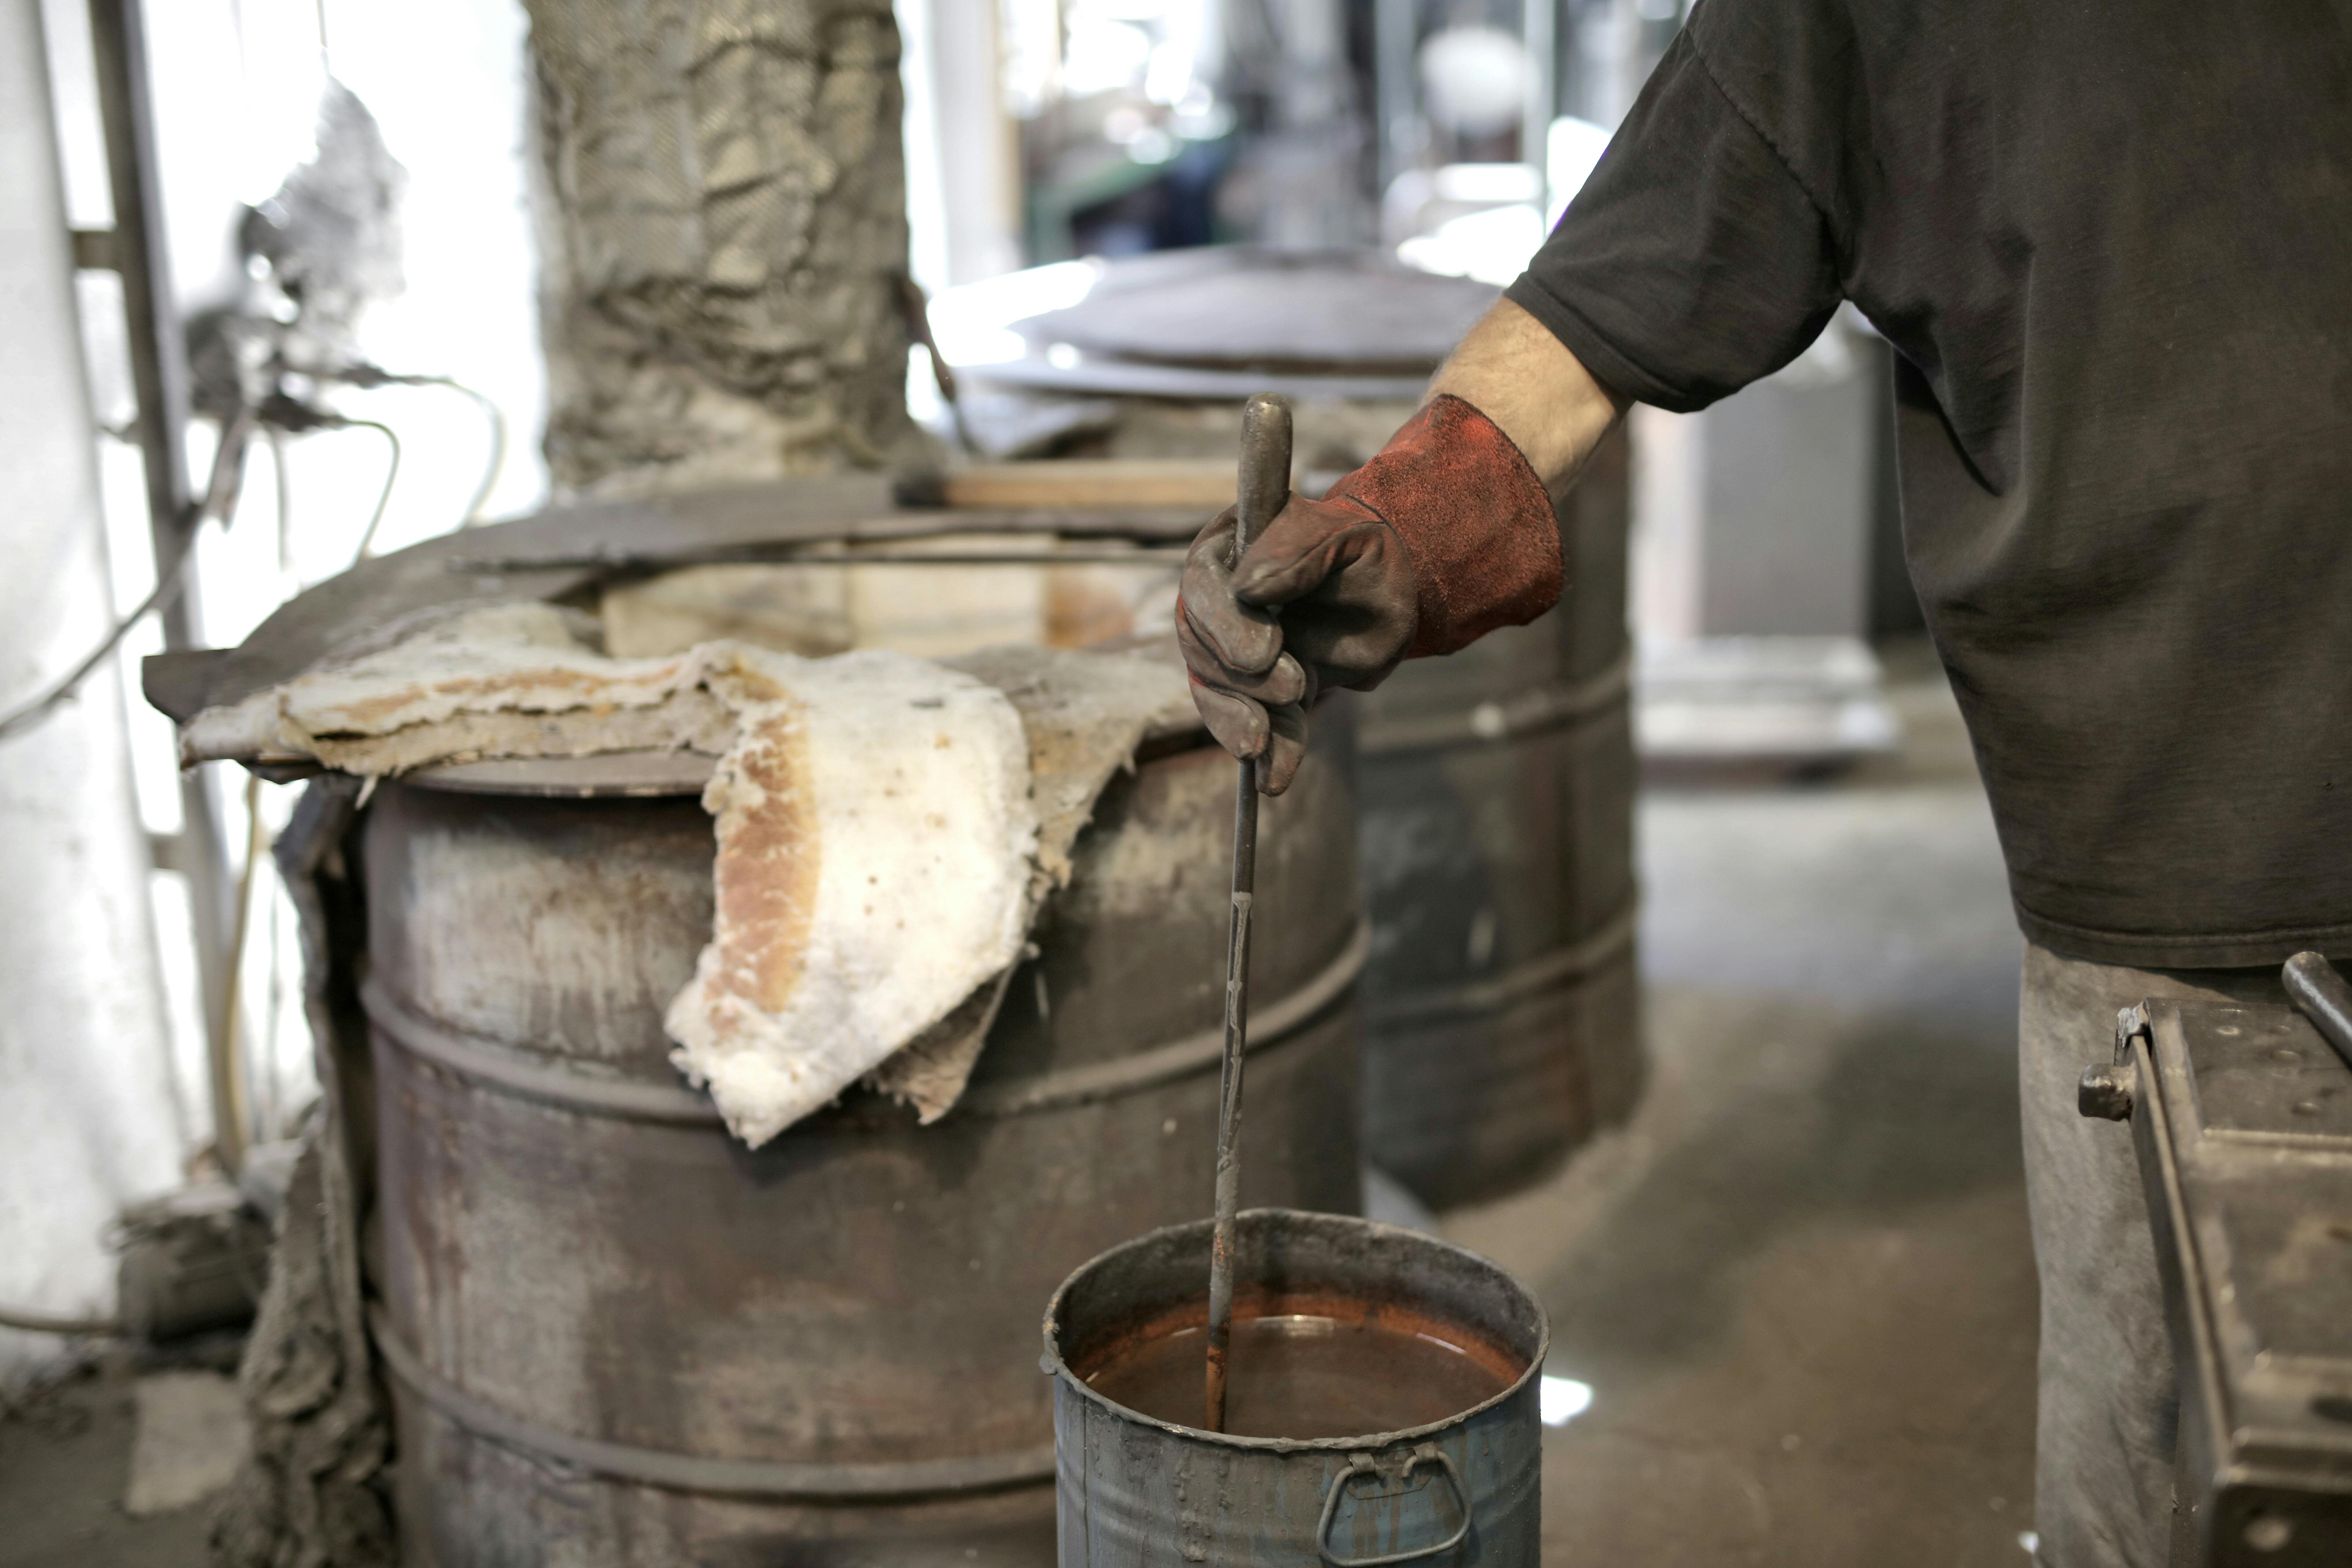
left=1016, top=248, right=1499, bottom=375
left=2130, top=1001, right=2352, bottom=1564
left=2183, top=1002, right=2352, bottom=1143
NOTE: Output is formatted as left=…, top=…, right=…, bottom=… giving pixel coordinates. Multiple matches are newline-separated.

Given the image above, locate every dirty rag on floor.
left=179, top=603, right=1193, bottom=1136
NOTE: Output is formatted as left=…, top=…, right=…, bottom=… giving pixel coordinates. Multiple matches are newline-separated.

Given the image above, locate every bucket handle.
left=1315, top=1444, right=1471, bottom=1566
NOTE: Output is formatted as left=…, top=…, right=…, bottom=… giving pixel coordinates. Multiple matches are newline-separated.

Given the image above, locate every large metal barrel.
left=361, top=705, right=1365, bottom=1566
left=953, top=248, right=1642, bottom=1207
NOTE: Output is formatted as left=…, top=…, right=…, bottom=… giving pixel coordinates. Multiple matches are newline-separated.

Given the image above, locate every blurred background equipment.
left=905, top=0, right=1897, bottom=777
left=1629, top=309, right=1905, bottom=774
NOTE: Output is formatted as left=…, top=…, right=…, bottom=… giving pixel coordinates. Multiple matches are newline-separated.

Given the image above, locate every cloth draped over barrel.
left=180, top=603, right=1193, bottom=1143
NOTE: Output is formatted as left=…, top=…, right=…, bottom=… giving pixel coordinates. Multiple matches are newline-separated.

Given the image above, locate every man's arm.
left=1427, top=297, right=1631, bottom=496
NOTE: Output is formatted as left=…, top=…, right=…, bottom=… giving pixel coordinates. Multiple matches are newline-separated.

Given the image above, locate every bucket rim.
left=1039, top=1206, right=1551, bottom=1453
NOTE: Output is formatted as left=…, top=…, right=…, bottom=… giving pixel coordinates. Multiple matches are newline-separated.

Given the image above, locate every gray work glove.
left=1175, top=493, right=1420, bottom=795
left=1175, top=394, right=1566, bottom=794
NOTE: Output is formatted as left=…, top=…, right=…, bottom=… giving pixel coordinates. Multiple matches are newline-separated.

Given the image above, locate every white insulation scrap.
left=175, top=603, right=1191, bottom=1142
left=665, top=646, right=1040, bottom=1145
left=179, top=603, right=707, bottom=769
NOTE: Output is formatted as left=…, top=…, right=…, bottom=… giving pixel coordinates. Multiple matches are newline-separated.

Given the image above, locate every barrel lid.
left=950, top=248, right=1498, bottom=401
left=1025, top=249, right=1495, bottom=372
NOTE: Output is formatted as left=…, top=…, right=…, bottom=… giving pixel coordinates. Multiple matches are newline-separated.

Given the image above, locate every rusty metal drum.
left=954, top=248, right=1643, bottom=1209
left=1043, top=1208, right=1547, bottom=1566
left=361, top=708, right=1366, bottom=1566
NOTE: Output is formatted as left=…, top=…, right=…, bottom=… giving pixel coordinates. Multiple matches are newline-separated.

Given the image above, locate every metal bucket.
left=1357, top=430, right=1641, bottom=1208
left=956, top=247, right=1643, bottom=1208
left=361, top=710, right=1366, bottom=1566
left=1043, top=1208, right=1546, bottom=1566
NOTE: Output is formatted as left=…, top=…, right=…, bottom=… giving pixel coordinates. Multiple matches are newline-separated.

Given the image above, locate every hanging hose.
left=208, top=771, right=267, bottom=1180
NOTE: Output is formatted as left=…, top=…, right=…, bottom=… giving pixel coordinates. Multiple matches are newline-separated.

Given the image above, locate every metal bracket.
left=2080, top=1005, right=2148, bottom=1121
left=69, top=227, right=118, bottom=270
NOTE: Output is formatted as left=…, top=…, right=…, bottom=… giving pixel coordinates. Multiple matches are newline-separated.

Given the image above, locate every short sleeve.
left=1506, top=28, right=1843, bottom=413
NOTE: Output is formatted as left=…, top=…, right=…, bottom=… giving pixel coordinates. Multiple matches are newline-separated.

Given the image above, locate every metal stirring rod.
left=1206, top=392, right=1293, bottom=1433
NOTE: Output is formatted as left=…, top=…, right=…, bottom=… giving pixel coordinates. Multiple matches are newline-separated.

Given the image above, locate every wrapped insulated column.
left=523, top=0, right=920, bottom=493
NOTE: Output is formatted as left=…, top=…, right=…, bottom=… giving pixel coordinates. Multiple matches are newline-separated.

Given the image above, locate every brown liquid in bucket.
left=1077, top=1294, right=1520, bottom=1439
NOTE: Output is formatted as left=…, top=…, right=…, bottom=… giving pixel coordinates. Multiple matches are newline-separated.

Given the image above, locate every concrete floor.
left=0, top=1354, right=223, bottom=1567
left=1444, top=641, right=2039, bottom=1565
left=0, top=643, right=2037, bottom=1567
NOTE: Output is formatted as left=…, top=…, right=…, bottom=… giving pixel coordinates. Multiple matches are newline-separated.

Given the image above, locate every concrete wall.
left=0, top=0, right=186, bottom=1386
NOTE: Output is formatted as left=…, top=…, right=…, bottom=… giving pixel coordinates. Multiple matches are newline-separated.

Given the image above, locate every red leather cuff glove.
left=1177, top=394, right=1561, bottom=793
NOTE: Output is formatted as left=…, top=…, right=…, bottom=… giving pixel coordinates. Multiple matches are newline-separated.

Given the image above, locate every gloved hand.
left=1177, top=394, right=1563, bottom=793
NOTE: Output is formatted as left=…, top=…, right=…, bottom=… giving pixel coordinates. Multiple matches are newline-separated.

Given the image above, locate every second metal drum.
left=1356, top=431, right=1642, bottom=1209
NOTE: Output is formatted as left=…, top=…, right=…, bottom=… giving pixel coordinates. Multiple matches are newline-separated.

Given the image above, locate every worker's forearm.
left=1426, top=298, right=1629, bottom=495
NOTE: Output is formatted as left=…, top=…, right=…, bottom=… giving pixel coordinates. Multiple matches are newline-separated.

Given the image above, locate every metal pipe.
left=207, top=774, right=269, bottom=1179
left=2284, top=952, right=2352, bottom=1074
left=0, top=1303, right=127, bottom=1336
left=1204, top=392, right=1292, bottom=1433
left=1523, top=0, right=1558, bottom=180
left=87, top=0, right=240, bottom=1173
left=1374, top=0, right=1419, bottom=198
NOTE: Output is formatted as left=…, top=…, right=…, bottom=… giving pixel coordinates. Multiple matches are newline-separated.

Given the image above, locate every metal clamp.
left=2079, top=1005, right=2147, bottom=1121
left=1316, top=1445, right=1470, bottom=1566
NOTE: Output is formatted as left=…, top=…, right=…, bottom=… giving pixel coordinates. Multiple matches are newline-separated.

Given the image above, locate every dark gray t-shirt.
left=1509, top=0, right=2352, bottom=968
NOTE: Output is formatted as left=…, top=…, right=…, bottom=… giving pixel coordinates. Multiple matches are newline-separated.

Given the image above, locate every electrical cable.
left=0, top=528, right=197, bottom=744
left=424, top=377, right=507, bottom=525
left=0, top=409, right=254, bottom=745
left=347, top=417, right=403, bottom=561
left=299, top=361, right=503, bottom=526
